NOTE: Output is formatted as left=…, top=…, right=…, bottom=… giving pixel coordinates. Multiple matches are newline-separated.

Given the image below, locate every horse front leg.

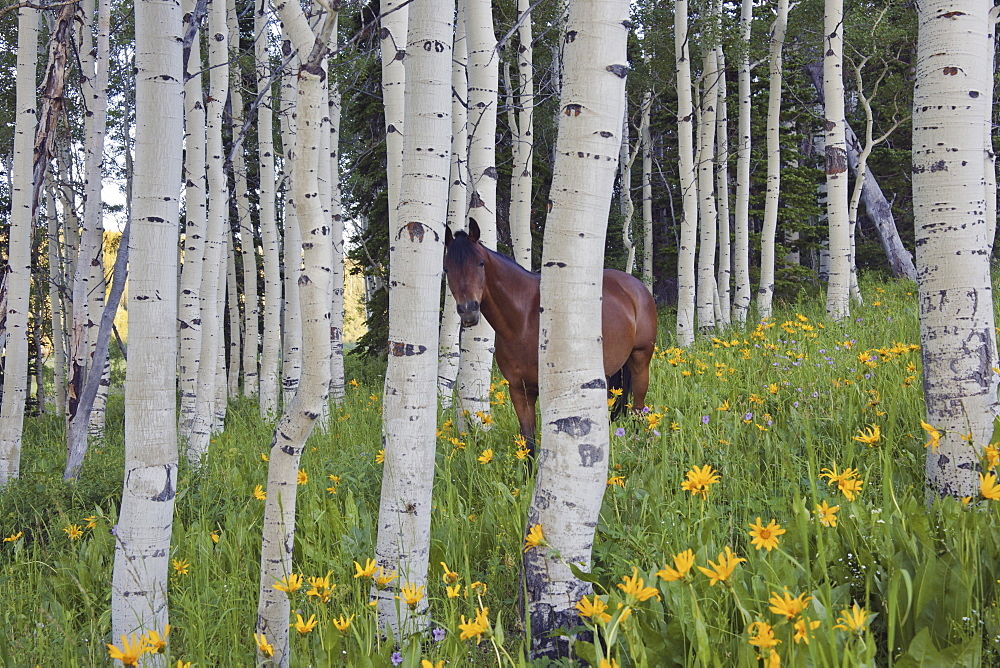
left=509, top=383, right=539, bottom=458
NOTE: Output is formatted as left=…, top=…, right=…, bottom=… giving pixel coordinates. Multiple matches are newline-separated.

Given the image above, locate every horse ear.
left=468, top=218, right=481, bottom=243
left=445, top=225, right=453, bottom=247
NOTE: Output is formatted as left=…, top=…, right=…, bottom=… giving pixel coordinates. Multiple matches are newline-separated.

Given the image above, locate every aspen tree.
left=756, top=0, right=788, bottom=321
left=227, top=241, right=241, bottom=396
left=257, top=0, right=282, bottom=418
left=524, top=0, right=628, bottom=656
left=640, top=84, right=653, bottom=292
left=619, top=108, right=636, bottom=275
left=178, top=0, right=208, bottom=442
left=373, top=0, right=452, bottom=637
left=715, top=33, right=731, bottom=327
left=674, top=0, right=698, bottom=346
left=46, top=185, right=66, bottom=417
left=509, top=0, right=534, bottom=268
left=380, top=0, right=408, bottom=235
left=280, top=40, right=303, bottom=409
left=438, top=5, right=468, bottom=407
left=823, top=0, right=851, bottom=321
left=732, top=0, right=753, bottom=324
left=913, top=0, right=999, bottom=500
left=110, top=0, right=183, bottom=646
left=0, top=4, right=38, bottom=485
left=187, top=0, right=230, bottom=463
left=64, top=0, right=111, bottom=478
left=328, top=74, right=346, bottom=405
left=459, top=0, right=499, bottom=426
left=696, top=23, right=720, bottom=333
left=256, top=0, right=336, bottom=661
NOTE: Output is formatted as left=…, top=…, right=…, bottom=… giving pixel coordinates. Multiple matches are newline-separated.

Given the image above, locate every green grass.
left=2, top=275, right=1000, bottom=666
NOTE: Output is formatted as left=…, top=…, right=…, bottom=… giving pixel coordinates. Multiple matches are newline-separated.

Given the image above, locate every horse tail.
left=608, top=364, right=632, bottom=421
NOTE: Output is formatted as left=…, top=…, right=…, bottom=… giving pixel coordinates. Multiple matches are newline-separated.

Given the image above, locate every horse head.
left=443, top=218, right=486, bottom=328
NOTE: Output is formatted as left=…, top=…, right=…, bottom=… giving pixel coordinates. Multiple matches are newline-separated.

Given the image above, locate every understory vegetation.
left=2, top=275, right=999, bottom=667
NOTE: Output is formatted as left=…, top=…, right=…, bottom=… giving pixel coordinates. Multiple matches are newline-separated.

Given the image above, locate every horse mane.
left=449, top=231, right=537, bottom=277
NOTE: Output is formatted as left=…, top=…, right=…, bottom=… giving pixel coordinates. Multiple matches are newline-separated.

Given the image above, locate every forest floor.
left=1, top=273, right=999, bottom=666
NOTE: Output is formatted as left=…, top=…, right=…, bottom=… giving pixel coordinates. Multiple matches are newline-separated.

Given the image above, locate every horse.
left=443, top=218, right=658, bottom=456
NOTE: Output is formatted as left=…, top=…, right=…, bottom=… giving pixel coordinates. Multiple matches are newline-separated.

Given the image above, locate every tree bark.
left=374, top=0, right=452, bottom=636
left=824, top=0, right=851, bottom=321
left=715, top=31, right=731, bottom=328
left=0, top=4, right=39, bottom=485
left=913, top=0, right=999, bottom=501
left=110, top=0, right=182, bottom=648
left=256, top=3, right=336, bottom=664
left=674, top=0, right=698, bottom=345
left=525, top=0, right=627, bottom=657
left=509, top=0, right=534, bottom=269
left=806, top=62, right=917, bottom=281
left=458, top=0, right=499, bottom=427
left=640, top=84, right=654, bottom=293
left=756, top=0, right=788, bottom=321
left=696, top=26, right=720, bottom=332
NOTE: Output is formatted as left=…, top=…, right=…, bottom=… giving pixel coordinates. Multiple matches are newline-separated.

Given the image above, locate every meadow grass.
left=2, top=275, right=1000, bottom=666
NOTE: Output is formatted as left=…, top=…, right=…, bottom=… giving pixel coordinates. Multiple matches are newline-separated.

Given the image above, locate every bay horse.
left=443, top=219, right=657, bottom=456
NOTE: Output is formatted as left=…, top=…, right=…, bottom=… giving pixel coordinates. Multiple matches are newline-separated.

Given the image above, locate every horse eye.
left=478, top=260, right=485, bottom=267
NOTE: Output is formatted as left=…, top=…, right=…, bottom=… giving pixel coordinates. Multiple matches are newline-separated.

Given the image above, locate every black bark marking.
left=543, top=261, right=566, bottom=268
left=388, top=341, right=428, bottom=356
left=578, top=443, right=604, bottom=467
left=565, top=30, right=577, bottom=43
left=550, top=416, right=594, bottom=437
left=580, top=378, right=605, bottom=390
left=150, top=465, right=176, bottom=502
left=825, top=146, right=848, bottom=175
left=606, top=64, right=629, bottom=78
left=564, top=104, right=582, bottom=116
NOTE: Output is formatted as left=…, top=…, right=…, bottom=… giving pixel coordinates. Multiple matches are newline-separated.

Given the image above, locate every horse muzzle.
left=457, top=301, right=480, bottom=328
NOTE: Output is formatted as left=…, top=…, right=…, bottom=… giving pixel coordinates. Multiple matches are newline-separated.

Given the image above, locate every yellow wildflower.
left=470, top=581, right=487, bottom=596
left=458, top=607, right=490, bottom=643
left=306, top=571, right=336, bottom=603
left=793, top=617, right=821, bottom=644
left=254, top=632, right=274, bottom=657
left=397, top=583, right=425, bottom=609
left=332, top=614, right=354, bottom=632
left=607, top=475, right=626, bottom=487
left=3, top=531, right=22, bottom=543
left=375, top=449, right=385, bottom=464
left=524, top=524, right=544, bottom=552
left=273, top=573, right=303, bottom=593
left=64, top=524, right=84, bottom=540
left=980, top=472, right=1000, bottom=501
left=261, top=452, right=269, bottom=462
left=354, top=559, right=378, bottom=579
left=575, top=595, right=612, bottom=624
left=290, top=613, right=318, bottom=635
left=697, top=547, right=746, bottom=586
left=768, top=591, right=811, bottom=620
left=441, top=562, right=459, bottom=584
left=107, top=634, right=150, bottom=666
left=748, top=518, right=786, bottom=552
left=986, top=443, right=1000, bottom=471
left=143, top=625, right=170, bottom=654
left=748, top=621, right=780, bottom=650
left=84, top=516, right=99, bottom=529
left=446, top=584, right=461, bottom=598
left=374, top=567, right=399, bottom=588
left=656, top=549, right=695, bottom=582
left=617, top=567, right=660, bottom=602
left=820, top=464, right=864, bottom=501
left=853, top=424, right=881, bottom=446
left=253, top=484, right=267, bottom=500
left=834, top=603, right=872, bottom=635
left=921, top=421, right=941, bottom=452
left=297, top=469, right=308, bottom=485
left=681, top=464, right=720, bottom=499
left=172, top=559, right=190, bottom=575
left=478, top=448, right=494, bottom=464
left=814, top=500, right=840, bottom=527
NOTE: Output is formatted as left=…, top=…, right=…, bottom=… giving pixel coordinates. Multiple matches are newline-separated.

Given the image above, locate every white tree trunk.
left=715, top=36, right=731, bottom=328
left=111, top=0, right=182, bottom=650
left=46, top=186, right=67, bottom=417
left=525, top=0, right=627, bottom=657
left=256, top=4, right=335, bottom=664
left=437, top=6, right=468, bottom=408
left=374, top=0, right=452, bottom=637
left=178, top=0, right=207, bottom=442
left=674, top=0, right=698, bottom=345
left=509, top=0, right=534, bottom=269
left=696, top=35, right=719, bottom=332
left=380, top=0, right=408, bottom=235
left=280, top=46, right=302, bottom=409
left=458, top=0, right=499, bottom=426
left=257, top=0, right=282, bottom=419
left=187, top=0, right=230, bottom=463
left=619, top=105, right=637, bottom=275
left=756, top=0, right=788, bottom=321
left=226, top=237, right=242, bottom=396
left=0, top=4, right=39, bottom=485
left=328, top=76, right=346, bottom=405
left=824, top=0, right=851, bottom=321
left=640, top=85, right=654, bottom=293
left=913, top=0, right=999, bottom=500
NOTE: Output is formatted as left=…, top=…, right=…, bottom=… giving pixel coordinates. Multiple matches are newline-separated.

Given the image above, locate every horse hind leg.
left=627, top=347, right=653, bottom=413
left=608, top=365, right=632, bottom=421
left=509, top=383, right=539, bottom=457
